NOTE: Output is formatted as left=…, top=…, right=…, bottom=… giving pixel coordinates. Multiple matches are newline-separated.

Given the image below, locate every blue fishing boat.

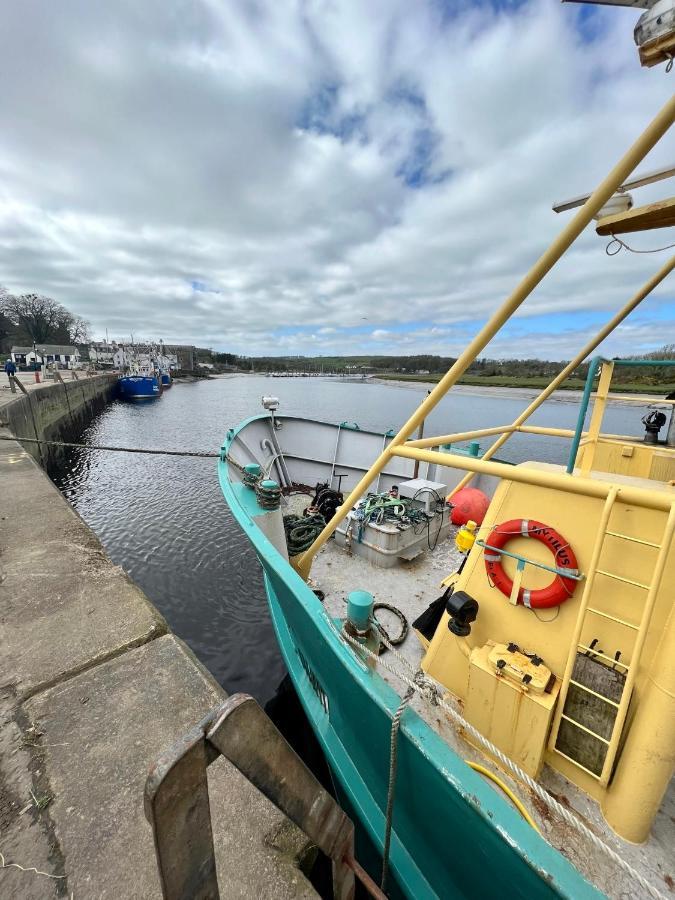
left=118, top=374, right=160, bottom=400
left=118, top=363, right=161, bottom=401
left=160, top=371, right=172, bottom=388
left=219, top=89, right=675, bottom=900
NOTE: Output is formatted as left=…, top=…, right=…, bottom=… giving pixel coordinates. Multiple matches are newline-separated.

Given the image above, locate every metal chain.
left=337, top=619, right=666, bottom=900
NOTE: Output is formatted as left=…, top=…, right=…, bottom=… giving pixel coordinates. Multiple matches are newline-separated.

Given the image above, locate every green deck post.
left=567, top=356, right=603, bottom=474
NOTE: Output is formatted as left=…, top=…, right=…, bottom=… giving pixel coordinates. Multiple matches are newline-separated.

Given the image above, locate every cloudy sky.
left=1, top=1, right=673, bottom=359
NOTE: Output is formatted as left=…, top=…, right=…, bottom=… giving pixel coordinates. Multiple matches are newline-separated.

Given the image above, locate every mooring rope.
left=336, top=618, right=666, bottom=900
left=283, top=513, right=326, bottom=555
left=255, top=479, right=282, bottom=510
left=380, top=685, right=414, bottom=893
left=0, top=435, right=220, bottom=458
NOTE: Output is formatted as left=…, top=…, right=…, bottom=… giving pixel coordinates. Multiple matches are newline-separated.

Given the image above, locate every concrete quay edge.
left=0, top=382, right=316, bottom=898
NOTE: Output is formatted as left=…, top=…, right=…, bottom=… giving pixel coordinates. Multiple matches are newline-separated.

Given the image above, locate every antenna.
left=553, top=162, right=675, bottom=213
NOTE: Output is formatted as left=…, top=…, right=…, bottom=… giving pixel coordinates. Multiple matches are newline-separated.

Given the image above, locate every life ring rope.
left=483, top=518, right=580, bottom=609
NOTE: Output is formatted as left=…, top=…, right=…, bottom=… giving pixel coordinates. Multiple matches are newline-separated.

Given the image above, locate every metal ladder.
left=549, top=487, right=675, bottom=786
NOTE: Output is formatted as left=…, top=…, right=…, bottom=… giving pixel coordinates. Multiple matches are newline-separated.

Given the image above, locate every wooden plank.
left=596, top=196, right=675, bottom=236
left=556, top=653, right=626, bottom=777
left=639, top=32, right=675, bottom=69
left=11, top=375, right=28, bottom=395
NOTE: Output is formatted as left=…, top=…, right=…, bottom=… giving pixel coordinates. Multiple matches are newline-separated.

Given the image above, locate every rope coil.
left=283, top=513, right=326, bottom=555
left=243, top=470, right=260, bottom=489
left=255, top=480, right=281, bottom=510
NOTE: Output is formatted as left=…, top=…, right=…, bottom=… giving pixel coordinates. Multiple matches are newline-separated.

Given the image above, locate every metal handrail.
left=390, top=445, right=675, bottom=512
left=567, top=355, right=675, bottom=474
left=476, top=539, right=584, bottom=580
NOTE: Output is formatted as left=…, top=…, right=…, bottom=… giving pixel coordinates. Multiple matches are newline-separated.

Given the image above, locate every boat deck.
left=309, top=532, right=674, bottom=900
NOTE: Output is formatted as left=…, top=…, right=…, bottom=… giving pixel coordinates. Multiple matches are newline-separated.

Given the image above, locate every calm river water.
left=51, top=375, right=643, bottom=703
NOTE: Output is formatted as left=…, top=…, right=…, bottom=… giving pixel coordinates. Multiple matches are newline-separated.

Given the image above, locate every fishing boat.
left=160, top=370, right=172, bottom=388
left=118, top=361, right=161, bottom=401
left=218, top=19, right=675, bottom=900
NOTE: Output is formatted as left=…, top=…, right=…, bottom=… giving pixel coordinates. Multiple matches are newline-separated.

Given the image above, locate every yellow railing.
left=294, top=95, right=675, bottom=579
left=389, top=446, right=674, bottom=512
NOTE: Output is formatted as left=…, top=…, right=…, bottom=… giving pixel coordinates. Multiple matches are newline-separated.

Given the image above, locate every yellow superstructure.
left=422, top=460, right=675, bottom=841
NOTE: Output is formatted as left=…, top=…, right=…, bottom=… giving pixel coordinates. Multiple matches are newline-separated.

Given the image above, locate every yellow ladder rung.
left=552, top=747, right=602, bottom=780
left=586, top=607, right=640, bottom=629
left=577, top=643, right=631, bottom=669
left=595, top=569, right=650, bottom=590
left=568, top=679, right=620, bottom=708
left=605, top=530, right=661, bottom=549
left=560, top=714, right=611, bottom=745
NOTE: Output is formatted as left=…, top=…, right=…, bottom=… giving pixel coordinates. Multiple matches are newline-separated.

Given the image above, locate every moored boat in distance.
left=160, top=370, right=172, bottom=388
left=219, top=86, right=675, bottom=900
left=118, top=361, right=161, bottom=401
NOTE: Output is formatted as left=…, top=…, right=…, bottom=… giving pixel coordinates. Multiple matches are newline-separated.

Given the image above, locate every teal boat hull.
left=219, top=425, right=603, bottom=900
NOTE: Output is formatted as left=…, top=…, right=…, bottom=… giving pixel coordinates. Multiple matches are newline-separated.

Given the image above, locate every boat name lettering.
left=296, top=649, right=329, bottom=715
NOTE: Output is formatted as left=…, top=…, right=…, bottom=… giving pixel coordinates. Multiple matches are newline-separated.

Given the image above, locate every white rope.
left=606, top=233, right=675, bottom=256
left=0, top=850, right=66, bottom=880
left=337, top=619, right=666, bottom=900
left=380, top=686, right=414, bottom=893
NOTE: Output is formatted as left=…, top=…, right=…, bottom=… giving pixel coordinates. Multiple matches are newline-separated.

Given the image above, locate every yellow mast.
left=296, top=94, right=675, bottom=579
left=444, top=253, right=675, bottom=497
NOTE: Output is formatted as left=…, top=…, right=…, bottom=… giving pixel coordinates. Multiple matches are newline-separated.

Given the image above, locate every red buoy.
left=449, top=487, right=490, bottom=526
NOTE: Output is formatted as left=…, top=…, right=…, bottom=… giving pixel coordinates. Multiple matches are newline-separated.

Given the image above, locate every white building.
left=89, top=341, right=118, bottom=367
left=11, top=345, right=81, bottom=368
left=89, top=340, right=179, bottom=372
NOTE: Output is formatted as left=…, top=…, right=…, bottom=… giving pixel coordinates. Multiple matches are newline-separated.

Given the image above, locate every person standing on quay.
left=5, top=357, right=17, bottom=392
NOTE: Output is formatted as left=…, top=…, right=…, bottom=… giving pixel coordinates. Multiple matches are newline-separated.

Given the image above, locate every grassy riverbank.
left=376, top=373, right=675, bottom=394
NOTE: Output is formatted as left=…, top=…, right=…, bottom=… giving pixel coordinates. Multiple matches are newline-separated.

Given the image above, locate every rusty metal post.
left=145, top=695, right=360, bottom=900
left=145, top=712, right=220, bottom=900
left=206, top=695, right=355, bottom=900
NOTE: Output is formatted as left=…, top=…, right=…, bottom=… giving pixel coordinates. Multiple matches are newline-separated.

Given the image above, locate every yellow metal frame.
left=580, top=361, right=614, bottom=476
left=295, top=94, right=675, bottom=579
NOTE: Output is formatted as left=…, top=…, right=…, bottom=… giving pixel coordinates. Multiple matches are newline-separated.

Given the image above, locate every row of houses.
left=88, top=341, right=196, bottom=371
left=9, top=341, right=197, bottom=372
left=10, top=345, right=81, bottom=368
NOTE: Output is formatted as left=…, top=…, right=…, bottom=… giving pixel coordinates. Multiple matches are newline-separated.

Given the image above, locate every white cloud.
left=0, top=0, right=672, bottom=358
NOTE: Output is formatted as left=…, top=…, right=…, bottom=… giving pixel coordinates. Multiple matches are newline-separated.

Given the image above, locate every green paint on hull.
left=219, top=416, right=604, bottom=900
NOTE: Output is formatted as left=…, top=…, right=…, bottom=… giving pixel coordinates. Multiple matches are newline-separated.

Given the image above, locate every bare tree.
left=0, top=293, right=65, bottom=343
left=0, top=286, right=12, bottom=353
left=68, top=315, right=91, bottom=344
left=0, top=292, right=89, bottom=345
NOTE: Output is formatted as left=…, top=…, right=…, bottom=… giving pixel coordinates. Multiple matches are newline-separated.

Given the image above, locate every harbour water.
left=51, top=375, right=644, bottom=702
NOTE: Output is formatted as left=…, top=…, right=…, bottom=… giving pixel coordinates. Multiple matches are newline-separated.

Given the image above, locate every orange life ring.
left=484, top=519, right=579, bottom=609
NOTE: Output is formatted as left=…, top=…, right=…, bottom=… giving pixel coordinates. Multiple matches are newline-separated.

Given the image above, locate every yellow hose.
left=466, top=762, right=540, bottom=833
